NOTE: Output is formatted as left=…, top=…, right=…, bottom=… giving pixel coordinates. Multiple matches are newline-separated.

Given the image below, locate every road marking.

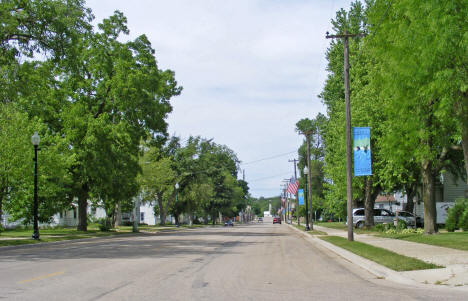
left=18, top=270, right=65, bottom=284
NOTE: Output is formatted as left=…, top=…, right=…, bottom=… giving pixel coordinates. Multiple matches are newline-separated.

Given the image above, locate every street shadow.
left=0, top=226, right=285, bottom=262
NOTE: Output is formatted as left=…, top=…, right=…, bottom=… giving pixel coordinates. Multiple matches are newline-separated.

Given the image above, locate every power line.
left=240, top=150, right=297, bottom=166
left=248, top=171, right=292, bottom=182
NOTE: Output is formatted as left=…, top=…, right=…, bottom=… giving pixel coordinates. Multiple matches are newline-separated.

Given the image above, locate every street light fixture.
left=31, top=132, right=40, bottom=240
left=303, top=166, right=310, bottom=231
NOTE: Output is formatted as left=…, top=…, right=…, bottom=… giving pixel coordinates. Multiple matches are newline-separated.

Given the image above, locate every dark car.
left=273, top=217, right=281, bottom=224
left=224, top=220, right=234, bottom=227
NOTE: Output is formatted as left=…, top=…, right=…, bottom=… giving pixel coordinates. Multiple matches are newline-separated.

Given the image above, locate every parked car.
left=351, top=208, right=395, bottom=229
left=273, top=217, right=281, bottom=224
left=224, top=220, right=234, bottom=227
left=351, top=208, right=423, bottom=228
left=257, top=217, right=263, bottom=223
left=395, top=210, right=424, bottom=227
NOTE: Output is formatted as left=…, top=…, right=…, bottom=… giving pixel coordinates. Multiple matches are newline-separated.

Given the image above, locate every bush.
left=374, top=224, right=387, bottom=232
left=97, top=218, right=112, bottom=231
left=396, top=219, right=407, bottom=231
left=445, top=199, right=468, bottom=232
left=460, top=209, right=468, bottom=231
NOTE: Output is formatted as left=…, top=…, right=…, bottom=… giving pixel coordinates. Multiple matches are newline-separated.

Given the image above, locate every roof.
left=375, top=195, right=397, bottom=203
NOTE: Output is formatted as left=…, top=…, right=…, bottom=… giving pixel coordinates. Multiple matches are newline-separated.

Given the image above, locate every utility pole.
left=289, top=159, right=299, bottom=226
left=305, top=132, right=313, bottom=231
left=326, top=30, right=366, bottom=241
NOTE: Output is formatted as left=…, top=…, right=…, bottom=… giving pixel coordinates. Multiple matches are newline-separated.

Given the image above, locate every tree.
left=0, top=103, right=72, bottom=225
left=59, top=12, right=181, bottom=231
left=366, top=0, right=467, bottom=233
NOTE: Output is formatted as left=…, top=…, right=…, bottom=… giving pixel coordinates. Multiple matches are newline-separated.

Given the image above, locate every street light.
left=303, top=166, right=310, bottom=231
left=31, top=132, right=40, bottom=240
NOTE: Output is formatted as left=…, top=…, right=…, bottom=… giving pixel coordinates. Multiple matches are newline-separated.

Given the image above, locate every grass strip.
left=378, top=231, right=468, bottom=251
left=293, top=224, right=327, bottom=235
left=320, top=235, right=442, bottom=271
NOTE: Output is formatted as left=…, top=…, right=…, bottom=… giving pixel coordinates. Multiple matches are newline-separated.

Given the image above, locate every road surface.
left=0, top=221, right=465, bottom=300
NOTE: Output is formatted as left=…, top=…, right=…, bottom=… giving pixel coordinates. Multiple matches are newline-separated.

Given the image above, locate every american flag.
left=286, top=177, right=299, bottom=195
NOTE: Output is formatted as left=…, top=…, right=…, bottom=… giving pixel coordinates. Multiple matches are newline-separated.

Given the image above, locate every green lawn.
left=320, top=236, right=442, bottom=271
left=378, top=231, right=468, bottom=251
left=0, top=227, right=131, bottom=247
left=0, top=223, right=219, bottom=247
left=315, top=222, right=347, bottom=230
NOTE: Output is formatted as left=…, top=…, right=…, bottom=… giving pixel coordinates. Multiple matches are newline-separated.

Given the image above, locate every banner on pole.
left=353, top=127, right=372, bottom=176
left=298, top=189, right=305, bottom=205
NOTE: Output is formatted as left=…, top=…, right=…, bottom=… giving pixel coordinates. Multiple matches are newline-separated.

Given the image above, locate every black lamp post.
left=303, top=166, right=310, bottom=231
left=174, top=183, right=179, bottom=226
left=31, top=132, right=40, bottom=240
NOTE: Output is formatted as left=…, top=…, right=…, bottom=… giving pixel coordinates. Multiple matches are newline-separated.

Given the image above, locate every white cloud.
left=86, top=0, right=352, bottom=197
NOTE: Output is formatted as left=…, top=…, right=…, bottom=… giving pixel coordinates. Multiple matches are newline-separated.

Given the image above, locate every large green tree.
left=366, top=0, right=467, bottom=233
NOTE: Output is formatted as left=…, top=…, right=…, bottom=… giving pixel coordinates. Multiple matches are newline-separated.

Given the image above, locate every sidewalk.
left=289, top=223, right=468, bottom=290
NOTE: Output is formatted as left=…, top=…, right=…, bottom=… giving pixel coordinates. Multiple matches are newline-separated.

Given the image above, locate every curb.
left=286, top=223, right=450, bottom=289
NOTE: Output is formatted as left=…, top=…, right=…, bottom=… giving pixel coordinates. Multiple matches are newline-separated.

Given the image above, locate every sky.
left=85, top=0, right=352, bottom=198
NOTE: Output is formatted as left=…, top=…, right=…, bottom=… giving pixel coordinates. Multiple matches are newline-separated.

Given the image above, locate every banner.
left=298, top=189, right=305, bottom=205
left=353, top=127, right=372, bottom=176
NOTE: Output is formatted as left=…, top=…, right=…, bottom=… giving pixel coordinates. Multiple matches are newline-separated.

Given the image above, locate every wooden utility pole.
left=326, top=31, right=366, bottom=241
left=305, top=132, right=313, bottom=230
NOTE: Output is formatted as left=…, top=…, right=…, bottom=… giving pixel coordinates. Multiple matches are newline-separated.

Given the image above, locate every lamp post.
left=303, top=166, right=310, bottom=231
left=174, top=183, right=179, bottom=226
left=31, top=132, right=40, bottom=240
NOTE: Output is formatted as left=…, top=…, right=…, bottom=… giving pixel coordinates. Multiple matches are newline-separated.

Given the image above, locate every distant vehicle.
left=257, top=217, right=263, bottom=222
left=273, top=217, right=281, bottom=224
left=224, top=220, right=234, bottom=227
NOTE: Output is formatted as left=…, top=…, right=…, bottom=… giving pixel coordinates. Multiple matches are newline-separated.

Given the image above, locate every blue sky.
left=85, top=0, right=352, bottom=198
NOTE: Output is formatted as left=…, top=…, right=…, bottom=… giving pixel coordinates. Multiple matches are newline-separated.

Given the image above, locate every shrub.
left=445, top=199, right=468, bottom=232
left=396, top=219, right=407, bottom=231
left=460, top=209, right=468, bottom=231
left=374, top=224, right=386, bottom=232
left=97, top=218, right=112, bottom=231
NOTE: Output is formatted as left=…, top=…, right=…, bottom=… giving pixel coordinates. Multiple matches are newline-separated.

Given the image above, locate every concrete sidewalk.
left=289, top=223, right=468, bottom=290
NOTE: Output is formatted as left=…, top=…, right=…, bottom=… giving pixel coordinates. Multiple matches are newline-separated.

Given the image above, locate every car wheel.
left=356, top=221, right=364, bottom=229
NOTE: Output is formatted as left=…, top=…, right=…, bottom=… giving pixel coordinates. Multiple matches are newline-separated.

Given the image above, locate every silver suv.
left=352, top=208, right=395, bottom=229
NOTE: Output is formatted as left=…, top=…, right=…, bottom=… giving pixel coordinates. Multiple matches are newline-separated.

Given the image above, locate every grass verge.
left=378, top=231, right=468, bottom=251
left=320, top=236, right=442, bottom=271
left=0, top=223, right=217, bottom=247
left=293, top=224, right=327, bottom=235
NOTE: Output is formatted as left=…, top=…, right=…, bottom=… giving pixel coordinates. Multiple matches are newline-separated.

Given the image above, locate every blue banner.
left=353, top=127, right=372, bottom=176
left=298, top=189, right=305, bottom=205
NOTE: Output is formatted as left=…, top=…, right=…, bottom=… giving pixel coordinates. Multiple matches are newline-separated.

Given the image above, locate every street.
left=0, top=222, right=466, bottom=300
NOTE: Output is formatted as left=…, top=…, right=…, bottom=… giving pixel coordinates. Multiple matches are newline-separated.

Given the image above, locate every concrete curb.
left=286, top=223, right=467, bottom=291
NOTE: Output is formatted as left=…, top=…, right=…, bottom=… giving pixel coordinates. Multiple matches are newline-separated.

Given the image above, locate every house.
left=374, top=172, right=467, bottom=224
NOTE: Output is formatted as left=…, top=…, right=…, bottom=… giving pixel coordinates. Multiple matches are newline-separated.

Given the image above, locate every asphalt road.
left=0, top=222, right=466, bottom=300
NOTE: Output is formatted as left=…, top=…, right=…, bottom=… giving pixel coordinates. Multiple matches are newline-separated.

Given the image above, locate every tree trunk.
left=364, top=177, right=374, bottom=228
left=157, top=194, right=166, bottom=226
left=77, top=194, right=88, bottom=231
left=189, top=210, right=193, bottom=227
left=422, top=161, right=437, bottom=234
left=404, top=184, right=417, bottom=213
left=114, top=202, right=121, bottom=227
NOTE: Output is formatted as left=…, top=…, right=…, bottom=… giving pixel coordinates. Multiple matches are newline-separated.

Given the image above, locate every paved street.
left=0, top=222, right=466, bottom=300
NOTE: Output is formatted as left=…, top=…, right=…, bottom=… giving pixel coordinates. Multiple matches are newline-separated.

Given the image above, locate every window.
left=140, top=212, right=144, bottom=222
left=354, top=209, right=364, bottom=216
left=73, top=208, right=77, bottom=219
